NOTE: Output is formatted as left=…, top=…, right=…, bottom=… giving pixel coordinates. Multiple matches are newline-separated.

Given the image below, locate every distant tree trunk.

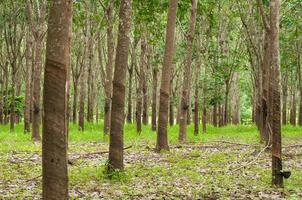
left=194, top=56, right=201, bottom=135
left=142, top=40, right=148, bottom=125
left=4, top=69, right=9, bottom=124
left=169, top=98, right=174, bottom=126
left=136, top=38, right=146, bottom=133
left=24, top=32, right=33, bottom=133
left=72, top=79, right=78, bottom=123
left=297, top=45, right=302, bottom=126
left=42, top=0, right=72, bottom=198
left=127, top=40, right=138, bottom=124
left=87, top=31, right=94, bottom=123
left=136, top=75, right=142, bottom=133
left=269, top=0, right=283, bottom=187
left=169, top=78, right=174, bottom=126
left=156, top=0, right=178, bottom=152
left=224, top=83, right=230, bottom=126
left=108, top=0, right=132, bottom=171
left=27, top=0, right=47, bottom=140
left=104, top=0, right=114, bottom=134
left=127, top=61, right=134, bottom=123
left=178, top=0, right=197, bottom=143
left=290, top=87, right=296, bottom=126
left=202, top=82, right=207, bottom=133
left=260, top=33, right=270, bottom=143
left=213, top=104, right=218, bottom=127
left=282, top=68, right=288, bottom=125
left=78, top=64, right=86, bottom=131
left=32, top=37, right=43, bottom=140
left=231, top=73, right=240, bottom=125
left=151, top=67, right=158, bottom=131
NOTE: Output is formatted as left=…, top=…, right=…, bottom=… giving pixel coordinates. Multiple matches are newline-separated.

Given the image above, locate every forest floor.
left=0, top=123, right=301, bottom=200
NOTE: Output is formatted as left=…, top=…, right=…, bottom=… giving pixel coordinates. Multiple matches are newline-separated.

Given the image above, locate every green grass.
left=0, top=122, right=302, bottom=199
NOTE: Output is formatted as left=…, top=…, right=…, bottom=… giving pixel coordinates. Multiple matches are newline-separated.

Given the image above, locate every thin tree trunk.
left=42, top=0, right=72, bottom=198
left=297, top=46, right=302, bottom=126
left=4, top=70, right=9, bottom=124
left=213, top=104, right=218, bottom=127
left=142, top=42, right=148, bottom=125
left=78, top=66, right=86, bottom=131
left=269, top=0, right=283, bottom=187
left=231, top=72, right=240, bottom=125
left=156, top=0, right=178, bottom=152
left=32, top=38, right=43, bottom=141
left=282, top=69, right=288, bottom=125
left=224, top=84, right=230, bottom=126
left=24, top=32, right=33, bottom=133
left=10, top=65, right=16, bottom=131
left=72, top=80, right=78, bottom=123
left=151, top=68, right=158, bottom=131
left=87, top=32, right=94, bottom=123
left=290, top=88, right=296, bottom=126
left=108, top=0, right=132, bottom=171
left=104, top=0, right=114, bottom=134
left=127, top=68, right=133, bottom=123
left=178, top=0, right=197, bottom=143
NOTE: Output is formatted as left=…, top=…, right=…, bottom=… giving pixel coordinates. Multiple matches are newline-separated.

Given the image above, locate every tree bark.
left=142, top=43, right=149, bottom=125
left=108, top=0, right=132, bottom=171
left=32, top=37, right=43, bottom=140
left=178, top=0, right=197, bottom=143
left=281, top=68, right=288, bottom=125
left=151, top=67, right=158, bottom=131
left=289, top=86, right=296, bottom=126
left=231, top=72, right=240, bottom=125
left=156, top=0, right=178, bottom=151
left=42, top=0, right=72, bottom=198
left=269, top=0, right=283, bottom=187
left=24, top=31, right=33, bottom=133
left=104, top=0, right=114, bottom=134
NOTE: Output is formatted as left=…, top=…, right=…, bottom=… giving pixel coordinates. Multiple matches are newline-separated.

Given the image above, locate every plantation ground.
left=0, top=123, right=301, bottom=199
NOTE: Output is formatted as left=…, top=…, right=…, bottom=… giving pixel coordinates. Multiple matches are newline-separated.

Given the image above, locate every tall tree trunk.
left=169, top=78, right=174, bottom=126
left=151, top=68, right=158, bottom=131
left=169, top=96, right=174, bottom=126
left=136, top=75, right=142, bottom=133
left=10, top=64, right=16, bottom=131
left=178, top=0, right=197, bottom=143
left=269, top=0, right=283, bottom=187
left=108, top=0, right=132, bottom=171
left=231, top=72, right=240, bottom=125
left=104, top=0, right=114, bottom=133
left=156, top=0, right=178, bottom=151
left=290, top=88, right=296, bottom=126
left=127, top=67, right=133, bottom=123
left=136, top=39, right=146, bottom=133
left=72, top=80, right=78, bottom=123
left=282, top=69, right=288, bottom=125
left=42, top=0, right=72, bottom=198
left=194, top=57, right=201, bottom=135
left=260, top=33, right=270, bottom=143
left=142, top=43, right=148, bottom=125
left=213, top=104, right=218, bottom=127
left=32, top=37, right=43, bottom=141
left=4, top=69, right=9, bottom=124
left=24, top=32, right=33, bottom=133
left=78, top=66, right=86, bottom=131
left=87, top=32, right=94, bottom=123
left=297, top=46, right=302, bottom=126
left=224, top=83, right=230, bottom=126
